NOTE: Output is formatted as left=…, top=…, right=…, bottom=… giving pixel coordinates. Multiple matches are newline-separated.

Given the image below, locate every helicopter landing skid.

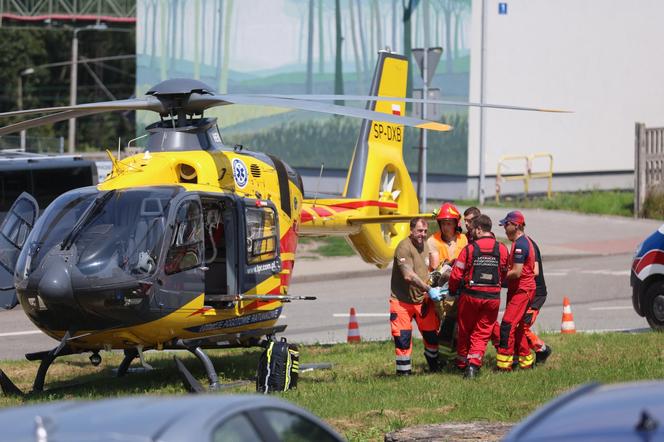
left=0, top=331, right=78, bottom=396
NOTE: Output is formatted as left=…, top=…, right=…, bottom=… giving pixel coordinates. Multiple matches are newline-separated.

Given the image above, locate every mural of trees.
left=136, top=0, right=472, bottom=173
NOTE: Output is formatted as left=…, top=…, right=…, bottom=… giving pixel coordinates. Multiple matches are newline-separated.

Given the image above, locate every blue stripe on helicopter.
left=185, top=307, right=282, bottom=333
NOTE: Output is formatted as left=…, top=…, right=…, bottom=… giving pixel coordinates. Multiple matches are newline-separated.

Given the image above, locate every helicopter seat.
left=129, top=198, right=165, bottom=274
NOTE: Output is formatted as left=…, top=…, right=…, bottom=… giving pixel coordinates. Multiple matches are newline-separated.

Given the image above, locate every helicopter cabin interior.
left=198, top=194, right=280, bottom=306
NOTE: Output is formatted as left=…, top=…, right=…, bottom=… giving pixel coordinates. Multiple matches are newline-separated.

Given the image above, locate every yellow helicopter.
left=0, top=51, right=458, bottom=394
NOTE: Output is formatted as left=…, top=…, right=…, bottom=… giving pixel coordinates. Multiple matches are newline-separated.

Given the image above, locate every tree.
left=347, top=0, right=363, bottom=88
left=371, top=0, right=382, bottom=53
left=435, top=0, right=454, bottom=73
left=356, top=0, right=369, bottom=78
left=218, top=0, right=234, bottom=93
left=318, top=0, right=324, bottom=74
left=306, top=0, right=314, bottom=92
left=402, top=0, right=420, bottom=111
left=334, top=0, right=344, bottom=104
left=453, top=0, right=471, bottom=59
left=0, top=27, right=136, bottom=149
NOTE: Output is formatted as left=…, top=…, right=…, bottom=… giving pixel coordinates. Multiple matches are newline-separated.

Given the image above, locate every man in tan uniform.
left=390, top=217, right=443, bottom=375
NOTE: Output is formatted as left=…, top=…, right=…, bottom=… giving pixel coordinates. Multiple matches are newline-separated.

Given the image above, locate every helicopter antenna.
left=127, top=133, right=148, bottom=150
left=313, top=163, right=324, bottom=208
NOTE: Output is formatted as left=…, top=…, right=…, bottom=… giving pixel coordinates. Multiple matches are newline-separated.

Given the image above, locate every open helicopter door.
left=239, top=198, right=281, bottom=294
left=0, top=192, right=39, bottom=309
left=162, top=194, right=206, bottom=301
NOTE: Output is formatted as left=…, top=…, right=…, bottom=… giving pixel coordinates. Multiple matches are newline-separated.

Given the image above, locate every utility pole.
left=17, top=74, right=24, bottom=150
left=68, top=28, right=79, bottom=154
left=421, top=0, right=429, bottom=213
left=68, top=23, right=108, bottom=153
left=478, top=0, right=488, bottom=204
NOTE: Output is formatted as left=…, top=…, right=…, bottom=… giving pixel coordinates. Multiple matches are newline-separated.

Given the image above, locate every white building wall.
left=467, top=0, right=664, bottom=198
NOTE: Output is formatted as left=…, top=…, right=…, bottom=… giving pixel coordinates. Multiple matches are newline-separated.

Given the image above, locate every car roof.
left=0, top=394, right=334, bottom=442
left=504, top=381, right=664, bottom=441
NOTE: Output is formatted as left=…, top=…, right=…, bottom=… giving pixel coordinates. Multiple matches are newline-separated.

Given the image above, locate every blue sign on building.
left=498, top=2, right=508, bottom=15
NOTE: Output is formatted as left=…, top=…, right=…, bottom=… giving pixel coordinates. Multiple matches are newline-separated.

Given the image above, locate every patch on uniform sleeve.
left=455, top=261, right=465, bottom=269
left=515, top=248, right=522, bottom=254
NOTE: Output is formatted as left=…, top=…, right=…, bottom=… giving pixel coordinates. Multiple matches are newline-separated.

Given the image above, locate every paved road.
left=0, top=253, right=647, bottom=361
left=281, top=252, right=648, bottom=344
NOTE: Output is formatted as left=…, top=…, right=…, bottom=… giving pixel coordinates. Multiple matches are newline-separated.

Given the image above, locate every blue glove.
left=428, top=287, right=442, bottom=302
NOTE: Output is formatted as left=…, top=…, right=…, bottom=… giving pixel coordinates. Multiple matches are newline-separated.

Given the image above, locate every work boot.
left=535, top=345, right=552, bottom=364
left=426, top=356, right=442, bottom=373
left=464, top=365, right=480, bottom=379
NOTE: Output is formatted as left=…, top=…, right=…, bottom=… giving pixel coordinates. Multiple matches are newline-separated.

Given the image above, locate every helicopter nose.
left=38, top=257, right=74, bottom=303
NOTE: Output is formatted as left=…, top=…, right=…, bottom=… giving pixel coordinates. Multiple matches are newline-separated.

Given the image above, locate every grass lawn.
left=0, top=332, right=662, bottom=441
left=456, top=190, right=634, bottom=217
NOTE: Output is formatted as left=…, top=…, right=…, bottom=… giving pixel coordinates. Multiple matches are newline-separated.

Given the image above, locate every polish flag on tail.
left=391, top=104, right=401, bottom=116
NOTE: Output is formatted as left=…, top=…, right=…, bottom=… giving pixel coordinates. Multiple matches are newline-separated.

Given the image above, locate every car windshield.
left=20, top=186, right=181, bottom=278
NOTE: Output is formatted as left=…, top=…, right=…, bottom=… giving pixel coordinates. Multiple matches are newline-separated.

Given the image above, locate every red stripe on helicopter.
left=331, top=200, right=398, bottom=210
left=280, top=259, right=294, bottom=286
left=300, top=210, right=314, bottom=223
left=280, top=227, right=298, bottom=254
left=312, top=207, right=334, bottom=217
left=188, top=306, right=215, bottom=317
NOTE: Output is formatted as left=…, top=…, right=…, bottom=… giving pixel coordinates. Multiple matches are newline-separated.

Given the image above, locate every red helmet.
left=436, top=202, right=461, bottom=221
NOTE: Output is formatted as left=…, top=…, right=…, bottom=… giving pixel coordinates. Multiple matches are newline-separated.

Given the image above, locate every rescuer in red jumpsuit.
left=448, top=214, right=509, bottom=378
left=390, top=218, right=443, bottom=375
left=495, top=211, right=538, bottom=371
left=522, top=237, right=552, bottom=363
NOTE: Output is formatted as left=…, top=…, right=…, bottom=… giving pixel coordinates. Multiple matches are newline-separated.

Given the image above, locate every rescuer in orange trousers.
left=390, top=218, right=443, bottom=375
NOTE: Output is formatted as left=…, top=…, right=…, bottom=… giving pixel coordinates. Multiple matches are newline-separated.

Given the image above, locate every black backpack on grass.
left=256, top=337, right=299, bottom=393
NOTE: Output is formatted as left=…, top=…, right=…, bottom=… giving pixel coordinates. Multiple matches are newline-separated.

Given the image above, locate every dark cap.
left=498, top=210, right=526, bottom=226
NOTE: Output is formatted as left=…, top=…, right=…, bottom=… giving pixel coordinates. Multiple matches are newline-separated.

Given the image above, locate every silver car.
left=0, top=394, right=345, bottom=442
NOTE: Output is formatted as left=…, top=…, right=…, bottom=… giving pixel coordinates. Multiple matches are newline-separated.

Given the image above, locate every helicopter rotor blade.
left=248, top=94, right=572, bottom=113
left=190, top=94, right=453, bottom=132
left=0, top=98, right=165, bottom=136
left=0, top=97, right=164, bottom=120
left=0, top=91, right=454, bottom=135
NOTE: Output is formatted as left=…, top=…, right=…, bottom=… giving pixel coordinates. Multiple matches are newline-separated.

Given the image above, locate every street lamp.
left=17, top=67, right=35, bottom=150
left=69, top=23, right=108, bottom=153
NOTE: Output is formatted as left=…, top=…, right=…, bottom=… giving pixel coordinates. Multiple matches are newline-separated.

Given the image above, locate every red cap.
left=499, top=210, right=525, bottom=226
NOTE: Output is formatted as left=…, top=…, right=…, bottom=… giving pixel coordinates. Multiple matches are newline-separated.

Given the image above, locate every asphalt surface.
left=0, top=208, right=658, bottom=361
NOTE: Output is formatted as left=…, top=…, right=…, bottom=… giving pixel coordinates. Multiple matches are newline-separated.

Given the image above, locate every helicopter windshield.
left=17, top=187, right=182, bottom=280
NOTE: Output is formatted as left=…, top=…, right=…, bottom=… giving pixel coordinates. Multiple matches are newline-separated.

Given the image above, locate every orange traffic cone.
left=561, top=296, right=576, bottom=334
left=347, top=307, right=361, bottom=343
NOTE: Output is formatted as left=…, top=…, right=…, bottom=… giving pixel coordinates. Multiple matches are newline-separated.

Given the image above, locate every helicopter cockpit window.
left=245, top=206, right=278, bottom=265
left=165, top=201, right=203, bottom=275
left=14, top=187, right=180, bottom=282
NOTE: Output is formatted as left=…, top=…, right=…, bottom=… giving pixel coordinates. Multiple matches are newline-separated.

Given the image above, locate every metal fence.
left=495, top=152, right=553, bottom=203
left=634, top=122, right=664, bottom=217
